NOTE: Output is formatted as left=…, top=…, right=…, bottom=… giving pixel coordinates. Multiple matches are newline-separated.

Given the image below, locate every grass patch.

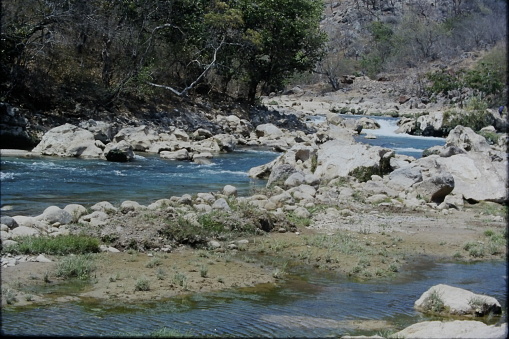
left=2, top=235, right=100, bottom=256
left=55, top=253, right=96, bottom=280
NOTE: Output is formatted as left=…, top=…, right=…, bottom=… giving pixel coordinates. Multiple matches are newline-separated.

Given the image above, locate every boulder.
left=436, top=153, right=507, bottom=202
left=212, top=198, right=230, bottom=211
left=112, top=125, right=159, bottom=152
left=103, top=140, right=135, bottom=162
left=445, top=126, right=490, bottom=152
left=0, top=216, right=18, bottom=229
left=414, top=284, right=502, bottom=317
left=392, top=320, right=507, bottom=339
left=63, top=204, right=88, bottom=222
left=255, top=123, right=284, bottom=139
left=11, top=226, right=40, bottom=238
left=31, top=123, right=103, bottom=158
left=313, top=141, right=394, bottom=182
left=160, top=149, right=190, bottom=161
left=412, top=172, right=454, bottom=203
left=91, top=201, right=118, bottom=213
left=417, top=112, right=444, bottom=136
left=213, top=134, right=237, bottom=152
left=223, top=185, right=238, bottom=197
left=267, top=164, right=298, bottom=187
left=78, top=120, right=115, bottom=143
left=387, top=166, right=423, bottom=190
left=37, top=206, right=73, bottom=225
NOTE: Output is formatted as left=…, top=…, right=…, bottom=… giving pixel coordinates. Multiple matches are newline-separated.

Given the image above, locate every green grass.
left=3, top=235, right=100, bottom=255
left=55, top=253, right=96, bottom=280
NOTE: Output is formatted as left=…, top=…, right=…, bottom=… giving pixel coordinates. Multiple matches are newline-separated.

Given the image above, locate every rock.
left=223, top=185, right=237, bottom=197
left=213, top=134, right=237, bottom=152
left=445, top=126, right=490, bottom=153
left=63, top=204, right=88, bottom=222
left=91, top=201, right=118, bottom=213
left=314, top=141, right=393, bottom=182
left=178, top=194, right=193, bottom=205
left=78, top=119, right=115, bottom=143
left=120, top=200, right=145, bottom=213
left=112, top=125, right=159, bottom=152
left=255, top=123, right=284, bottom=138
left=11, top=226, right=40, bottom=238
left=79, top=211, right=109, bottom=226
left=412, top=171, right=455, bottom=203
left=391, top=321, right=507, bottom=339
left=417, top=112, right=444, bottom=136
left=160, top=149, right=190, bottom=161
left=387, top=166, right=423, bottom=190
left=285, top=172, right=305, bottom=188
left=31, top=123, right=103, bottom=158
left=414, top=284, right=502, bottom=317
left=357, top=117, right=380, bottom=130
left=267, top=164, right=298, bottom=187
left=435, top=153, right=507, bottom=202
left=208, top=240, right=222, bottom=249
left=212, top=198, right=230, bottom=211
left=103, top=140, right=135, bottom=162
left=37, top=206, right=73, bottom=225
left=35, top=254, right=52, bottom=262
left=0, top=216, right=18, bottom=229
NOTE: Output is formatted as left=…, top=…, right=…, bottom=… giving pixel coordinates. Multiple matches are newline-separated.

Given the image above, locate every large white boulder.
left=313, top=141, right=393, bottom=182
left=32, top=123, right=103, bottom=158
left=414, top=284, right=502, bottom=316
left=436, top=152, right=507, bottom=202
left=391, top=321, right=507, bottom=339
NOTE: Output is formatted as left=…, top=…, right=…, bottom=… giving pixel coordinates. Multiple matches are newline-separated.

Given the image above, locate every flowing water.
left=0, top=148, right=278, bottom=216
left=1, top=261, right=506, bottom=337
left=1, top=117, right=505, bottom=337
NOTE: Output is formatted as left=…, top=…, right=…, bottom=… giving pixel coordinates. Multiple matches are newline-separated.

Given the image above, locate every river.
left=2, top=116, right=505, bottom=337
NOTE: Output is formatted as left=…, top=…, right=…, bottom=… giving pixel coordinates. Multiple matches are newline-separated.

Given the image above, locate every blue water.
left=1, top=260, right=506, bottom=337
left=346, top=115, right=446, bottom=158
left=0, top=148, right=278, bottom=216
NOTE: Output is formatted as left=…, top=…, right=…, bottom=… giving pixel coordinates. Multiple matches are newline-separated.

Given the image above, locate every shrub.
left=423, top=290, right=445, bottom=313
left=134, top=277, right=150, bottom=291
left=55, top=254, right=96, bottom=280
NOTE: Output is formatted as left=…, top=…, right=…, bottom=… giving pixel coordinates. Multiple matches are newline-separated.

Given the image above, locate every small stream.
left=1, top=260, right=506, bottom=337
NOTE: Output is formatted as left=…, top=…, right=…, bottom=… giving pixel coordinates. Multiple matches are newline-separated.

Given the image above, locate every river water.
left=1, top=116, right=505, bottom=337
left=1, top=260, right=506, bottom=337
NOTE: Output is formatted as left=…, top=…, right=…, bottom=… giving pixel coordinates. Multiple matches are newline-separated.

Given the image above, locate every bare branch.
left=147, top=37, right=225, bottom=96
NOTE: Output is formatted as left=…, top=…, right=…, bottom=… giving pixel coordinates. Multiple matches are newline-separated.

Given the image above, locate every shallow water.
left=1, top=260, right=506, bottom=337
left=0, top=148, right=278, bottom=216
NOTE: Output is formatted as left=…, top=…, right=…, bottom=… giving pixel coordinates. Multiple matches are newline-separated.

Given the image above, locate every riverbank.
left=2, top=196, right=506, bottom=308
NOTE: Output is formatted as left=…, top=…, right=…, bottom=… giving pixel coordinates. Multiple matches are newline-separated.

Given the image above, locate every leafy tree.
left=235, top=0, right=327, bottom=103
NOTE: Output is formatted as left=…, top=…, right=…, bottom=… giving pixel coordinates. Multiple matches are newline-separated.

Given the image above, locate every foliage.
left=2, top=235, right=100, bottom=256
left=423, top=290, right=445, bottom=313
left=1, top=0, right=326, bottom=107
left=55, top=253, right=96, bottom=280
left=134, top=277, right=150, bottom=291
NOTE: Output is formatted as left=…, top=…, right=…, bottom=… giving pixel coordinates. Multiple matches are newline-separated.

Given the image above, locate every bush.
left=56, top=254, right=96, bottom=280
left=3, top=235, right=100, bottom=256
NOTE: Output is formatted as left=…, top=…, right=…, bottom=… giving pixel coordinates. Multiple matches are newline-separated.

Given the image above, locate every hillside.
left=0, top=0, right=506, bottom=149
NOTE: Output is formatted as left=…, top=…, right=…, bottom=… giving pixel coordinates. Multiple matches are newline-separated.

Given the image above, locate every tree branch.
left=146, top=37, right=225, bottom=96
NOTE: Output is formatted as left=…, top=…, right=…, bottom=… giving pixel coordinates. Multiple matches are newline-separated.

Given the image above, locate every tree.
left=237, top=0, right=327, bottom=103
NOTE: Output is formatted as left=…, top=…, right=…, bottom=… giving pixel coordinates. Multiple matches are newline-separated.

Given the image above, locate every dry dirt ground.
left=2, top=201, right=506, bottom=308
